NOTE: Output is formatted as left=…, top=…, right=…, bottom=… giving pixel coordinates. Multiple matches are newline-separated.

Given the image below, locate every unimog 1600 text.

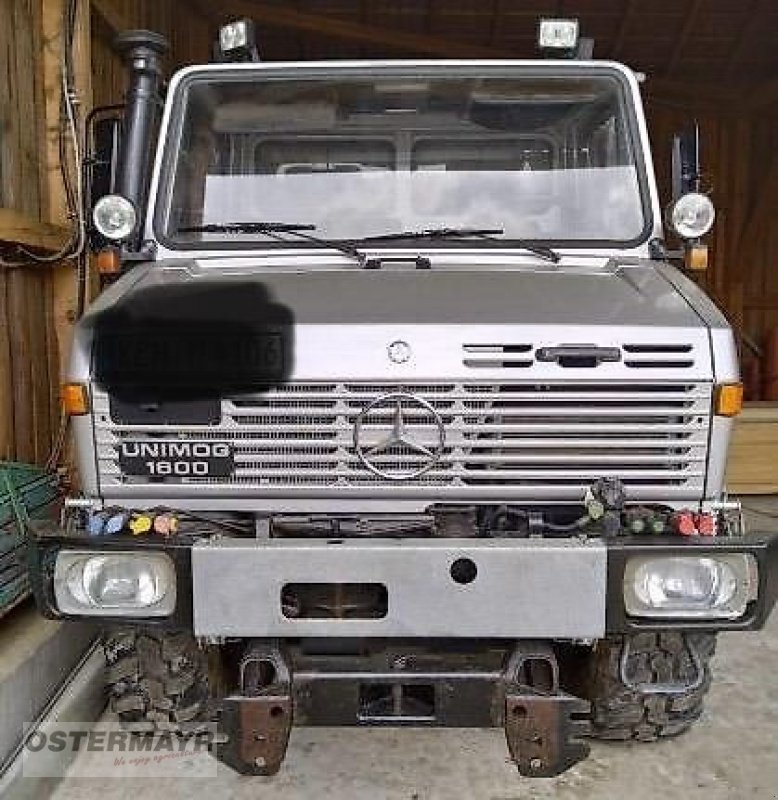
left=31, top=18, right=778, bottom=777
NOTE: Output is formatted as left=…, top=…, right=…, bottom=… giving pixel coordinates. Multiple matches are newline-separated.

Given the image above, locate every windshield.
left=157, top=68, right=649, bottom=249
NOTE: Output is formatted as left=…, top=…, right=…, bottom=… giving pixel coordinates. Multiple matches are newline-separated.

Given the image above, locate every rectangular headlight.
left=624, top=554, right=757, bottom=619
left=54, top=551, right=176, bottom=617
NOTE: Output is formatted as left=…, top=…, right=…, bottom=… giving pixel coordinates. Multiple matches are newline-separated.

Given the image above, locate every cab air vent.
left=623, top=343, right=694, bottom=369
left=463, top=344, right=533, bottom=369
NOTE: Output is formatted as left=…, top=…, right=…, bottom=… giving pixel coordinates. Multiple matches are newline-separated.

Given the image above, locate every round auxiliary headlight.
left=92, top=194, right=137, bottom=241
left=670, top=192, right=715, bottom=239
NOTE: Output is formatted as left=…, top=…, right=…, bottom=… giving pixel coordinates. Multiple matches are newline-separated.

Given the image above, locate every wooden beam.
left=725, top=0, right=770, bottom=80
left=610, top=0, right=636, bottom=61
left=40, top=0, right=93, bottom=392
left=213, top=0, right=516, bottom=58
left=0, top=209, right=70, bottom=253
left=665, top=0, right=704, bottom=76
left=90, top=0, right=130, bottom=37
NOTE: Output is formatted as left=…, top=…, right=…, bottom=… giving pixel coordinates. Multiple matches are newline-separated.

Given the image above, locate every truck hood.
left=91, top=258, right=704, bottom=326
left=80, top=258, right=727, bottom=382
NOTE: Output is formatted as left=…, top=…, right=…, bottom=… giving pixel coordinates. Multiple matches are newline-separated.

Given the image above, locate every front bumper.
left=30, top=531, right=778, bottom=635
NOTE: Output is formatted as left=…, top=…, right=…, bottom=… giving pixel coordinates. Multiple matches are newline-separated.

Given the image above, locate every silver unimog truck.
left=31, top=18, right=778, bottom=777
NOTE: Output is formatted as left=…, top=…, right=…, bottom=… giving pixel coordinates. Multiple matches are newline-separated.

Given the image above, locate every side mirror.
left=84, top=109, right=124, bottom=249
left=671, top=125, right=700, bottom=199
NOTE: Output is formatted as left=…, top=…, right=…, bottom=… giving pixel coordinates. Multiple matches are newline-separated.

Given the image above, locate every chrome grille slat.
left=95, top=381, right=712, bottom=497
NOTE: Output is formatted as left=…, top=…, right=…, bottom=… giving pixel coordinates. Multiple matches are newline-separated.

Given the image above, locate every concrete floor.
left=45, top=501, right=778, bottom=799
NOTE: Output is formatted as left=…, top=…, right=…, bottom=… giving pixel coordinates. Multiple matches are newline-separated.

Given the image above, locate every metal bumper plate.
left=191, top=538, right=606, bottom=638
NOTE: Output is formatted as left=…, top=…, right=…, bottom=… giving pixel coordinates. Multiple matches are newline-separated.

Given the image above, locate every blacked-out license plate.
left=118, top=441, right=234, bottom=478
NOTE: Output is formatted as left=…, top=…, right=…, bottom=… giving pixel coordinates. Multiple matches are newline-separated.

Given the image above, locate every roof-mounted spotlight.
left=215, top=18, right=260, bottom=63
left=537, top=18, right=593, bottom=59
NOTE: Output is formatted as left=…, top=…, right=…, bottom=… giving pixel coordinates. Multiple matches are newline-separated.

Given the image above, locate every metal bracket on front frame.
left=503, top=642, right=591, bottom=777
left=216, top=640, right=293, bottom=776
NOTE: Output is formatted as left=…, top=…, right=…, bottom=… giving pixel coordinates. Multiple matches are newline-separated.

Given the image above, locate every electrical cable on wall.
left=1, top=0, right=88, bottom=298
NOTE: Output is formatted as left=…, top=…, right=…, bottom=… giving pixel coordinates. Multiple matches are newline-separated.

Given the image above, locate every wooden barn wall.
left=647, top=100, right=778, bottom=390
left=0, top=0, right=44, bottom=217
left=0, top=0, right=59, bottom=463
left=91, top=0, right=210, bottom=108
left=0, top=269, right=59, bottom=463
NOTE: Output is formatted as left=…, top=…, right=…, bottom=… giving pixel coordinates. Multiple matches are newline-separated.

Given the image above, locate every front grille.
left=95, top=381, right=712, bottom=499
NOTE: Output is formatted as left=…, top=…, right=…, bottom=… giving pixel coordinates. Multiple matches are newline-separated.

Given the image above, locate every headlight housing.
left=92, top=194, right=137, bottom=241
left=54, top=551, right=176, bottom=616
left=669, top=192, right=716, bottom=239
left=624, top=554, right=757, bottom=619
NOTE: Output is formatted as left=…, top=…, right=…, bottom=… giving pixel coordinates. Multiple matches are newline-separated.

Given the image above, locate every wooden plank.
left=665, top=0, right=704, bottom=77
left=25, top=271, right=51, bottom=463
left=90, top=0, right=130, bottom=37
left=13, top=0, right=43, bottom=218
left=725, top=0, right=773, bottom=81
left=0, top=208, right=70, bottom=253
left=42, top=270, right=61, bottom=445
left=40, top=0, right=92, bottom=386
left=6, top=271, right=34, bottom=462
left=735, top=154, right=778, bottom=259
left=209, top=0, right=516, bottom=58
left=609, top=0, right=636, bottom=61
left=726, top=402, right=778, bottom=494
left=0, top=271, right=12, bottom=461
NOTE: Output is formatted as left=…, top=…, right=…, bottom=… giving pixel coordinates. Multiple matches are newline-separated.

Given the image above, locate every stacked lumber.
left=726, top=403, right=778, bottom=495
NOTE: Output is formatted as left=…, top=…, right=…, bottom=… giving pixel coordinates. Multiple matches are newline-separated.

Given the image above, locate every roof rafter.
left=665, top=0, right=704, bottom=76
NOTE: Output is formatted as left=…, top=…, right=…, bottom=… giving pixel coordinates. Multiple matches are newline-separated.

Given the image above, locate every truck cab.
left=33, top=19, right=778, bottom=778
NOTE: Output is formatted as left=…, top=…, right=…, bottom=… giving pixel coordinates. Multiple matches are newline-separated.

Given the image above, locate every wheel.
left=103, top=628, right=210, bottom=732
left=584, top=631, right=716, bottom=741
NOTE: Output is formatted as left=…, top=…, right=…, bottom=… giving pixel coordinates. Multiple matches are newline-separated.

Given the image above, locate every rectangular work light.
left=538, top=19, right=580, bottom=52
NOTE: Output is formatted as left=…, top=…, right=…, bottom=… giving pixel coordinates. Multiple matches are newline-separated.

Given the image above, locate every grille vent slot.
left=96, top=381, right=712, bottom=498
left=623, top=344, right=694, bottom=369
left=463, top=343, right=533, bottom=369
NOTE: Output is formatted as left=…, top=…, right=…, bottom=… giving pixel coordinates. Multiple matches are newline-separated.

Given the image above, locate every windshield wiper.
left=355, top=227, right=560, bottom=263
left=180, top=221, right=366, bottom=264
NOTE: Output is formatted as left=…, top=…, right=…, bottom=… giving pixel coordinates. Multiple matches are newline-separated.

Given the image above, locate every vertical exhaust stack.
left=114, top=30, right=170, bottom=247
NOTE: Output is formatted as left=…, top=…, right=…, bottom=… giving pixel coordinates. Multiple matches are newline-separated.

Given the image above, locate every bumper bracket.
left=504, top=643, right=591, bottom=777
left=216, top=641, right=293, bottom=776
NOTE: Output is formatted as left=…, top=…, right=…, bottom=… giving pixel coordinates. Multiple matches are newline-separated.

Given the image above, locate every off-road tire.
left=585, top=632, right=716, bottom=741
left=103, top=629, right=210, bottom=732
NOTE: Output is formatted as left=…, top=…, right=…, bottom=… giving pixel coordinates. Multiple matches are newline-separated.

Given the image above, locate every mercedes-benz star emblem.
left=387, top=340, right=412, bottom=364
left=353, top=393, right=445, bottom=481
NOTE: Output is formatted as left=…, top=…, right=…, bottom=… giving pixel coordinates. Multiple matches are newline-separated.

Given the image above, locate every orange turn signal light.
left=62, top=382, right=90, bottom=416
left=684, top=243, right=709, bottom=272
left=715, top=383, right=743, bottom=417
left=96, top=247, right=121, bottom=276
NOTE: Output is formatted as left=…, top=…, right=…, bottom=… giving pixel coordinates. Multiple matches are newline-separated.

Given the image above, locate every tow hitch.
left=215, top=640, right=591, bottom=777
